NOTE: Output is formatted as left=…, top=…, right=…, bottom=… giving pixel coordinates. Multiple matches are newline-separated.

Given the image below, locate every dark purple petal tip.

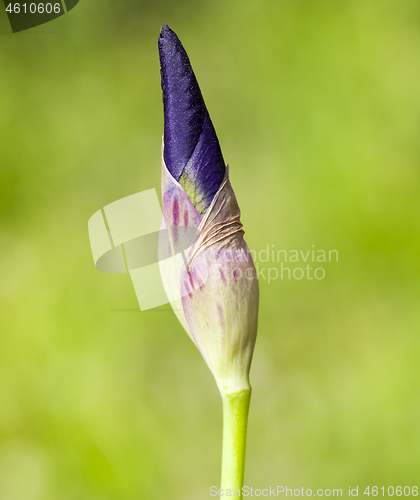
left=158, top=25, right=226, bottom=214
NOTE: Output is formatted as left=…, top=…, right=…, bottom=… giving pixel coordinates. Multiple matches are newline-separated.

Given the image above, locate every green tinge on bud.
left=159, top=146, right=259, bottom=396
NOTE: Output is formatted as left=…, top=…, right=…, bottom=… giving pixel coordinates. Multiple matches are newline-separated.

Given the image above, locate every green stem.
left=220, top=389, right=251, bottom=498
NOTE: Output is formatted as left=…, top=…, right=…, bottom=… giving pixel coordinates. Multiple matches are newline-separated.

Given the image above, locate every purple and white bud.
left=158, top=25, right=259, bottom=396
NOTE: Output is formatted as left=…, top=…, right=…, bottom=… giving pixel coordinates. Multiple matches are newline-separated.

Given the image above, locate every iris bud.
left=158, top=25, right=259, bottom=396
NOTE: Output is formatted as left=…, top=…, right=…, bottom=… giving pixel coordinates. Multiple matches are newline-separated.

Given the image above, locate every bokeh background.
left=1, top=1, right=420, bottom=498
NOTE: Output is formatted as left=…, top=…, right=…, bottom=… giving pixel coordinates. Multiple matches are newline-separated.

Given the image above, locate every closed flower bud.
left=158, top=25, right=259, bottom=396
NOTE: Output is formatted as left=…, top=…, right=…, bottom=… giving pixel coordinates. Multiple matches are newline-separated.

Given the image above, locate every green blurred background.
left=1, top=0, right=420, bottom=498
